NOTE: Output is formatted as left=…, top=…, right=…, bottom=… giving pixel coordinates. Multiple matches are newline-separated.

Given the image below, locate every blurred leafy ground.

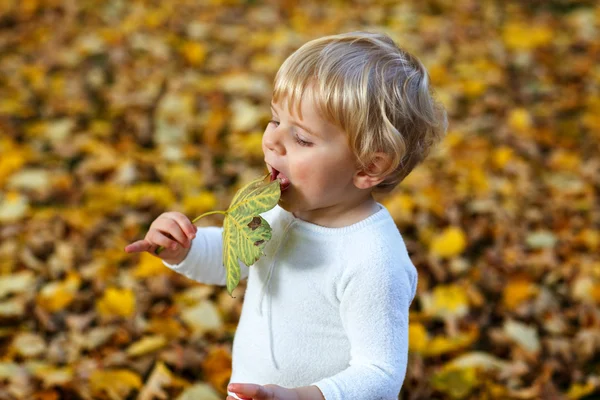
left=0, top=0, right=599, bottom=399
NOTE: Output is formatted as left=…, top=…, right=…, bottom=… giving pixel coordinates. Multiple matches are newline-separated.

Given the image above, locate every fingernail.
left=171, top=244, right=178, bottom=250
left=228, top=384, right=234, bottom=391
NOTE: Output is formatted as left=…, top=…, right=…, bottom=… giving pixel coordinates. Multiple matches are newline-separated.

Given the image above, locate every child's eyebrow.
left=270, top=103, right=322, bottom=139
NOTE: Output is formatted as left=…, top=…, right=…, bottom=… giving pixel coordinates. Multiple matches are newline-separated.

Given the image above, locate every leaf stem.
left=191, top=210, right=227, bottom=223
left=156, top=210, right=227, bottom=255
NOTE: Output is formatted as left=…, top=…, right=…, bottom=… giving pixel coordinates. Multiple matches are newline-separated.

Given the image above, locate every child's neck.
left=291, top=196, right=380, bottom=228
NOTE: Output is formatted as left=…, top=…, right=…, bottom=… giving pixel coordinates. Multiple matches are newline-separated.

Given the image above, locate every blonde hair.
left=272, top=31, right=448, bottom=192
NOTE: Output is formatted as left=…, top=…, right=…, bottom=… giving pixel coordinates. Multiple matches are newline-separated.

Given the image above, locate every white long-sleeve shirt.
left=162, top=203, right=418, bottom=400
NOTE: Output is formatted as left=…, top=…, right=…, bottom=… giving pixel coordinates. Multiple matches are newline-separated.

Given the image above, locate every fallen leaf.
left=126, top=335, right=167, bottom=357
left=176, top=383, right=222, bottom=400
left=180, top=300, right=223, bottom=337
left=430, top=227, right=467, bottom=258
left=97, top=287, right=136, bottom=319
left=90, top=369, right=142, bottom=399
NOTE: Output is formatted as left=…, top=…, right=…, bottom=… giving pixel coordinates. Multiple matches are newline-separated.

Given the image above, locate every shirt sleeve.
left=162, top=226, right=250, bottom=286
left=310, top=255, right=414, bottom=400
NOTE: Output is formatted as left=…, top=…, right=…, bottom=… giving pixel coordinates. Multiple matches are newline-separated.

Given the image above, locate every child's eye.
left=268, top=120, right=279, bottom=127
left=294, top=134, right=312, bottom=147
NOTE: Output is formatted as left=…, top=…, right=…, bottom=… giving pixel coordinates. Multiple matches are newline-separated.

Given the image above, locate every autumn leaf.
left=126, top=335, right=167, bottom=357
left=90, top=369, right=142, bottom=399
left=431, top=366, right=478, bottom=399
left=222, top=174, right=280, bottom=295
left=138, top=361, right=188, bottom=400
left=421, top=284, right=470, bottom=320
left=36, top=272, right=80, bottom=313
left=202, top=346, right=233, bottom=394
left=430, top=226, right=467, bottom=258
left=96, top=287, right=136, bottom=318
left=157, top=174, right=280, bottom=295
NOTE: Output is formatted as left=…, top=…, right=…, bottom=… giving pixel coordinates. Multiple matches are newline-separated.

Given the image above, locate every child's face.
left=262, top=93, right=368, bottom=222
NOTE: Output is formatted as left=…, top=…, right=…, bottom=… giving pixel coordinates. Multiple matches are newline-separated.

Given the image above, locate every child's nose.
left=263, top=131, right=286, bottom=156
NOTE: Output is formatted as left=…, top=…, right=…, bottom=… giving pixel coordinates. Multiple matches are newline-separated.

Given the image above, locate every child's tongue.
left=271, top=169, right=291, bottom=191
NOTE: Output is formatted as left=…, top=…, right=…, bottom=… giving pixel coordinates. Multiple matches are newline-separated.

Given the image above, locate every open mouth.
left=269, top=167, right=291, bottom=191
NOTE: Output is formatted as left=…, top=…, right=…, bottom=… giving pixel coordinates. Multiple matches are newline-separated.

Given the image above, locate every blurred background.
left=0, top=0, right=599, bottom=399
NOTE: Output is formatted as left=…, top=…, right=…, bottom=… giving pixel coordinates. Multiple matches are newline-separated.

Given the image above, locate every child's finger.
left=166, top=213, right=197, bottom=239
left=154, top=218, right=193, bottom=248
left=124, top=240, right=152, bottom=253
left=147, top=230, right=182, bottom=252
left=228, top=383, right=269, bottom=399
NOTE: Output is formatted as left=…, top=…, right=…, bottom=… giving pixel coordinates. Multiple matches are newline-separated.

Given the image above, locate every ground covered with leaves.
left=0, top=0, right=599, bottom=399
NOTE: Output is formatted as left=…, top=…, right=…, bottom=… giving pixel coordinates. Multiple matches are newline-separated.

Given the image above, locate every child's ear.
left=353, top=152, right=393, bottom=190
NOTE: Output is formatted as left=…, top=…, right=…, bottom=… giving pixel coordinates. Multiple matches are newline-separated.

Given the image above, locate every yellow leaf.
left=419, top=186, right=445, bottom=218
left=428, top=64, right=449, bottom=86
left=251, top=53, right=283, bottom=75
left=134, top=252, right=172, bottom=278
left=430, top=227, right=467, bottom=258
left=37, top=272, right=81, bottom=312
left=462, top=80, right=486, bottom=98
left=0, top=141, right=29, bottom=186
left=567, top=381, right=597, bottom=399
left=229, top=131, right=265, bottom=159
left=431, top=366, right=478, bottom=399
left=90, top=369, right=142, bottom=399
left=442, top=130, right=464, bottom=149
left=468, top=168, right=489, bottom=195
left=492, top=146, right=514, bottom=169
left=425, top=327, right=479, bottom=357
left=126, top=335, right=167, bottom=357
left=89, top=119, right=113, bottom=137
left=503, top=277, right=539, bottom=310
left=548, top=150, right=581, bottom=172
left=423, top=284, right=470, bottom=319
left=576, top=229, right=599, bottom=251
left=202, top=346, right=232, bottom=394
left=144, top=9, right=167, bottom=28
left=408, top=323, right=429, bottom=353
left=382, top=193, right=415, bottom=222
left=162, top=165, right=205, bottom=196
left=97, top=288, right=135, bottom=318
left=30, top=364, right=74, bottom=387
left=502, top=22, right=553, bottom=51
left=123, top=184, right=176, bottom=208
left=508, top=108, right=533, bottom=133
left=183, top=192, right=218, bottom=217
left=146, top=317, right=185, bottom=339
left=181, top=41, right=207, bottom=66
left=85, top=183, right=124, bottom=214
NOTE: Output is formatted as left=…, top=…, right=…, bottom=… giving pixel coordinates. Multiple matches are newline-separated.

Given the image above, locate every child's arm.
left=309, top=255, right=416, bottom=400
left=125, top=211, right=249, bottom=286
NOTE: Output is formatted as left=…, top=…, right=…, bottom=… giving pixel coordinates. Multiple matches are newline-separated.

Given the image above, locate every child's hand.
left=227, top=383, right=298, bottom=400
left=124, top=212, right=197, bottom=265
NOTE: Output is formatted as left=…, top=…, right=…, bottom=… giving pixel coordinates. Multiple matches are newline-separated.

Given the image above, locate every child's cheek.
left=293, top=163, right=310, bottom=186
